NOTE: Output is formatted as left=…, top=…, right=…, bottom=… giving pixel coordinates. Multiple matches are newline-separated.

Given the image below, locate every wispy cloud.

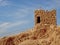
left=0, top=0, right=10, bottom=6
left=0, top=0, right=60, bottom=37
left=6, top=21, right=29, bottom=28
left=0, top=20, right=29, bottom=34
left=0, top=22, right=9, bottom=33
left=13, top=8, right=31, bottom=18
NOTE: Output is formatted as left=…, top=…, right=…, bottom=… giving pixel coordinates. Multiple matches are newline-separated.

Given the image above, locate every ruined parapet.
left=34, top=9, right=57, bottom=30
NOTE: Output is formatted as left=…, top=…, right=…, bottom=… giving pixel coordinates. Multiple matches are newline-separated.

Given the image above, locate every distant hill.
left=0, top=25, right=60, bottom=45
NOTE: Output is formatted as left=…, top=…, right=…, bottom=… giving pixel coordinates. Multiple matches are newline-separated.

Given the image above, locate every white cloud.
left=7, top=21, right=29, bottom=28
left=0, top=20, right=29, bottom=34
left=0, top=22, right=10, bottom=33
left=0, top=22, right=9, bottom=27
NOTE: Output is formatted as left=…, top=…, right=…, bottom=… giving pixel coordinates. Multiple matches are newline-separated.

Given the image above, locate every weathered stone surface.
left=0, top=25, right=60, bottom=45
left=34, top=9, right=57, bottom=30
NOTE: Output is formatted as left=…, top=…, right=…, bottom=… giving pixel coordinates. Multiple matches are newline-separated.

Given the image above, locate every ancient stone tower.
left=34, top=9, right=57, bottom=30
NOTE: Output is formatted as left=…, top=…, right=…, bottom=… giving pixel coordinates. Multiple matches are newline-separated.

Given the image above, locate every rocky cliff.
left=0, top=25, right=60, bottom=45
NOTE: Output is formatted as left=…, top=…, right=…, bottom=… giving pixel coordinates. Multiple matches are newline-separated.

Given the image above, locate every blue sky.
left=0, top=0, right=60, bottom=37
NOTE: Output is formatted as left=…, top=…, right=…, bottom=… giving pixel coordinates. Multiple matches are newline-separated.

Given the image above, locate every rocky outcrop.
left=0, top=25, right=60, bottom=45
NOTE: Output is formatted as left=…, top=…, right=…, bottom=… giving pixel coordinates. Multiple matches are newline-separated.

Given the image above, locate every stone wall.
left=34, top=9, right=57, bottom=30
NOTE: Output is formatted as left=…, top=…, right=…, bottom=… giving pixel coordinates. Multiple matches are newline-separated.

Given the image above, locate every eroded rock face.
left=5, top=37, right=15, bottom=45
left=19, top=40, right=40, bottom=45
left=0, top=25, right=60, bottom=45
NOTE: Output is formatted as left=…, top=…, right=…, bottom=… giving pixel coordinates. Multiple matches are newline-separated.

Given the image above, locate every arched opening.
left=37, top=16, right=40, bottom=23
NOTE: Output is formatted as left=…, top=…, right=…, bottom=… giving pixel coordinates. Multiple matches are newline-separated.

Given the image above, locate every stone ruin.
left=34, top=9, right=57, bottom=30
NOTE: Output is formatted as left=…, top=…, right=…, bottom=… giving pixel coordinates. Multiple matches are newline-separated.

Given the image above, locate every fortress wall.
left=34, top=9, right=57, bottom=30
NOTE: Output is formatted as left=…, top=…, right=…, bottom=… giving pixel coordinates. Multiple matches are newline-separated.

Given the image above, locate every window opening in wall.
left=37, top=17, right=40, bottom=23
